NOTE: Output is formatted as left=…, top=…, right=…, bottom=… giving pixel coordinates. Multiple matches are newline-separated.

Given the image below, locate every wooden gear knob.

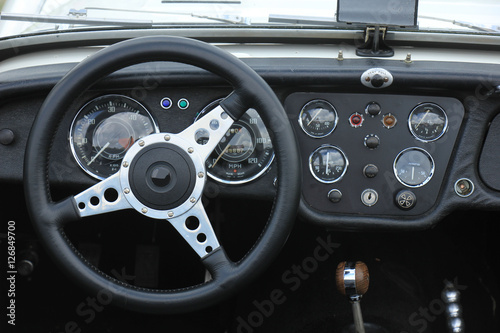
left=336, top=261, right=369, bottom=298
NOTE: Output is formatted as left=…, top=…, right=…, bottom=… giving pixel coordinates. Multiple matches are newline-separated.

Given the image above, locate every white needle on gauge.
left=87, top=142, right=110, bottom=166
left=325, top=152, right=330, bottom=175
left=411, top=166, right=415, bottom=180
left=211, top=144, right=230, bottom=168
left=415, top=109, right=430, bottom=130
left=307, top=108, right=323, bottom=126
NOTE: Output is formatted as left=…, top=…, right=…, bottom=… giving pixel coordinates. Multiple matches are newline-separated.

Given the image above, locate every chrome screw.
left=188, top=147, right=194, bottom=153
left=141, top=207, right=148, bottom=214
left=164, top=135, right=170, bottom=141
left=168, top=211, right=174, bottom=218
left=124, top=188, right=130, bottom=194
left=139, top=140, right=145, bottom=147
left=122, top=161, right=129, bottom=168
left=198, top=172, right=204, bottom=178
left=190, top=197, right=196, bottom=203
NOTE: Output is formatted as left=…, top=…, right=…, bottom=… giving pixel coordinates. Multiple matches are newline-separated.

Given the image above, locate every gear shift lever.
left=336, top=261, right=370, bottom=333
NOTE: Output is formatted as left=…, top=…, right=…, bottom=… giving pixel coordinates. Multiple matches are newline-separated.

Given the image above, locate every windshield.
left=0, top=0, right=499, bottom=38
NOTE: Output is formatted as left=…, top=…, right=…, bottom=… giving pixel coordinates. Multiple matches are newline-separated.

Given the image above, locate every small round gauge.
left=408, top=103, right=448, bottom=142
left=394, top=147, right=435, bottom=187
left=309, top=145, right=348, bottom=183
left=194, top=100, right=274, bottom=184
left=70, top=95, right=159, bottom=180
left=298, top=100, right=338, bottom=138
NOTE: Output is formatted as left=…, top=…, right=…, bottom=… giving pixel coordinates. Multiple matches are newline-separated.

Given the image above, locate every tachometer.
left=194, top=100, right=274, bottom=184
left=70, top=95, right=159, bottom=180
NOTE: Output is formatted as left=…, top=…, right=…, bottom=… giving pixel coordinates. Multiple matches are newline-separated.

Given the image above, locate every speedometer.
left=70, top=95, right=159, bottom=180
left=194, top=100, right=274, bottom=184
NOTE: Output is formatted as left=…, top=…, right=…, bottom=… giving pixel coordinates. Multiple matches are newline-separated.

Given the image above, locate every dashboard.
left=1, top=42, right=500, bottom=231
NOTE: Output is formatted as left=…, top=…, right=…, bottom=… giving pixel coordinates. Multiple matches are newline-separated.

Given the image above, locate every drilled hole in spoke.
left=206, top=246, right=213, bottom=253
left=90, top=196, right=100, bottom=206
left=104, top=188, right=119, bottom=202
left=197, top=233, right=207, bottom=243
left=195, top=129, right=210, bottom=145
left=78, top=202, right=86, bottom=210
left=185, top=216, right=200, bottom=231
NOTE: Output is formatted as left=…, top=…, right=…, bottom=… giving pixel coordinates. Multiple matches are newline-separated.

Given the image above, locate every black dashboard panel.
left=285, top=93, right=464, bottom=216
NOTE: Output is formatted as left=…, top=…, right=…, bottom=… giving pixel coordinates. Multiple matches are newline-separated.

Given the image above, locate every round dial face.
left=394, top=147, right=435, bottom=187
left=408, top=103, right=448, bottom=142
left=309, top=145, right=348, bottom=183
left=70, top=95, right=159, bottom=180
left=195, top=100, right=274, bottom=184
left=298, top=100, right=338, bottom=138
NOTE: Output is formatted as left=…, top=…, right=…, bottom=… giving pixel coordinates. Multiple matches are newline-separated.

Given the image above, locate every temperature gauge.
left=408, top=103, right=448, bottom=142
left=309, top=145, right=348, bottom=183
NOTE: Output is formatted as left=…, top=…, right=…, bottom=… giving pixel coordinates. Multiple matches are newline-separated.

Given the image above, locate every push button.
left=395, top=190, right=416, bottom=210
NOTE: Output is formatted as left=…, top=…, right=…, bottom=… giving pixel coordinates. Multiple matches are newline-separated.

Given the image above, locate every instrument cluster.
left=286, top=92, right=464, bottom=216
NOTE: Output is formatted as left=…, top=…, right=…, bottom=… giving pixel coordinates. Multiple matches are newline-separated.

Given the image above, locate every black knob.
left=363, top=164, right=379, bottom=178
left=0, top=128, right=15, bottom=145
left=371, top=74, right=385, bottom=88
left=17, top=250, right=39, bottom=276
left=365, top=102, right=381, bottom=117
left=364, top=134, right=380, bottom=149
left=328, top=189, right=342, bottom=203
left=395, top=190, right=417, bottom=210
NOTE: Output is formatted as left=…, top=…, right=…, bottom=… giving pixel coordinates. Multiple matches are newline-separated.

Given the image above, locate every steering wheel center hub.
left=119, top=133, right=206, bottom=219
left=129, top=143, right=196, bottom=210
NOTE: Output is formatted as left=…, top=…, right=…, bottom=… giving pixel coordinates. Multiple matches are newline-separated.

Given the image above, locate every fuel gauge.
left=299, top=100, right=338, bottom=138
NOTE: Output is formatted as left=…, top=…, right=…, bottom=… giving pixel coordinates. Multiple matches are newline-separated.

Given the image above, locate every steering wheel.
left=24, top=36, right=300, bottom=314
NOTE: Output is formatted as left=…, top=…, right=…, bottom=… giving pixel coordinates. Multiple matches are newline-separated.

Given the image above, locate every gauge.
left=309, top=145, right=348, bottom=183
left=70, top=95, right=159, bottom=180
left=408, top=103, right=448, bottom=142
left=393, top=147, right=435, bottom=187
left=194, top=100, right=274, bottom=184
left=298, top=100, right=338, bottom=138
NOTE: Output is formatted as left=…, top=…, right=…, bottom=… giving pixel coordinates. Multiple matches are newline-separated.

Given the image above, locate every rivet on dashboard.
left=141, top=207, right=148, bottom=214
left=405, top=53, right=412, bottom=64
left=122, top=161, right=129, bottom=168
left=198, top=172, right=205, bottom=178
left=164, top=135, right=171, bottom=141
left=337, top=50, right=344, bottom=61
left=124, top=188, right=130, bottom=194
left=168, top=211, right=174, bottom=217
left=188, top=147, right=194, bottom=153
left=139, top=140, right=145, bottom=147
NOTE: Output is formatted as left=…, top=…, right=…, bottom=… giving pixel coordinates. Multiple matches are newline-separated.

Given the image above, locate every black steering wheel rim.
left=24, top=36, right=301, bottom=314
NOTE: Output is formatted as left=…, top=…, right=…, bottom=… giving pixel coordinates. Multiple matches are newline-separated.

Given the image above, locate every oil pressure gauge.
left=408, top=103, right=448, bottom=142
left=309, top=145, right=348, bottom=183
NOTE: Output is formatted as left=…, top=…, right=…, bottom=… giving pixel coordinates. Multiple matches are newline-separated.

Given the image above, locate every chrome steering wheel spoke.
left=74, top=172, right=132, bottom=217
left=167, top=200, right=220, bottom=258
left=178, top=104, right=234, bottom=162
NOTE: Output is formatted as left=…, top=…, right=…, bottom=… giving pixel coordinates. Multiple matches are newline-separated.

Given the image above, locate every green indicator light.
left=178, top=99, right=189, bottom=109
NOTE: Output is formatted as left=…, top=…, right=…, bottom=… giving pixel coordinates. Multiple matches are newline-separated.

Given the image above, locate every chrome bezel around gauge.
left=69, top=94, right=160, bottom=180
left=408, top=102, right=448, bottom=142
left=298, top=99, right=339, bottom=138
left=393, top=147, right=435, bottom=188
left=195, top=99, right=275, bottom=185
left=309, top=145, right=349, bottom=184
